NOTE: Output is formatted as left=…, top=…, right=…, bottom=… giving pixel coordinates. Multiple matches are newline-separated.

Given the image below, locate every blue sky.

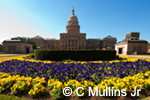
left=0, top=0, right=150, bottom=44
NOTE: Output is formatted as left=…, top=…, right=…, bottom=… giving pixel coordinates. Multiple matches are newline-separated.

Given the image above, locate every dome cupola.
left=67, top=7, right=79, bottom=25
left=66, top=7, right=80, bottom=33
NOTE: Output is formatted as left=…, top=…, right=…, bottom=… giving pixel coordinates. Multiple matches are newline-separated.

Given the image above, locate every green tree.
left=0, top=44, right=3, bottom=52
left=22, top=37, right=37, bottom=50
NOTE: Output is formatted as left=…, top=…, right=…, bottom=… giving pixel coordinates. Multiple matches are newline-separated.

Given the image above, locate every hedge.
left=34, top=49, right=116, bottom=61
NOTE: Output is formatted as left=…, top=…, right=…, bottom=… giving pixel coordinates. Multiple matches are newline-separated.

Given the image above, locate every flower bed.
left=1, top=59, right=150, bottom=99
left=0, top=71, right=150, bottom=99
left=0, top=59, right=150, bottom=84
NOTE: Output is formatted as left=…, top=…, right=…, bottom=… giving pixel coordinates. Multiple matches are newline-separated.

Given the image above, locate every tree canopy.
left=0, top=44, right=3, bottom=52
left=22, top=37, right=37, bottom=50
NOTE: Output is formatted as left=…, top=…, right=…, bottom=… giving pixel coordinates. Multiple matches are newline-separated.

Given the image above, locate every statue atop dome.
left=72, top=6, right=74, bottom=15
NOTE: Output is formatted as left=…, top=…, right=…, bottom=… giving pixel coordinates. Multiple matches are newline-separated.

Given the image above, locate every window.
left=51, top=42, right=55, bottom=44
left=51, top=45, right=55, bottom=47
left=11, top=46, right=15, bottom=51
left=48, top=42, right=50, bottom=48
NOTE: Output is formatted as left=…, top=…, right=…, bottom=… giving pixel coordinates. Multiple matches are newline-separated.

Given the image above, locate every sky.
left=0, top=0, right=150, bottom=44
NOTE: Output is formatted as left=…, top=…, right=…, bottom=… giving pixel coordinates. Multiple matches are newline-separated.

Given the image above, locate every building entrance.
left=26, top=47, right=29, bottom=53
left=119, top=48, right=122, bottom=54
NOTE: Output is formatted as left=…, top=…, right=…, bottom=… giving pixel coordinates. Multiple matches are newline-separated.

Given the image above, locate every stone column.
left=84, top=40, right=86, bottom=49
left=77, top=40, right=79, bottom=49
left=70, top=40, right=72, bottom=49
left=73, top=40, right=74, bottom=47
left=67, top=40, right=69, bottom=49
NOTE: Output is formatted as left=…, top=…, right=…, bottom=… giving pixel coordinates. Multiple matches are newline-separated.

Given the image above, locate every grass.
left=0, top=94, right=31, bottom=100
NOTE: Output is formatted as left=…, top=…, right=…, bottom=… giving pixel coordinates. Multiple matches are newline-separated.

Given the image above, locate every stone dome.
left=68, top=8, right=79, bottom=24
left=68, top=15, right=78, bottom=22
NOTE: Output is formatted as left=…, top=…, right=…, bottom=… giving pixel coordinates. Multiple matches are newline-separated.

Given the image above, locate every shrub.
left=35, top=49, right=116, bottom=61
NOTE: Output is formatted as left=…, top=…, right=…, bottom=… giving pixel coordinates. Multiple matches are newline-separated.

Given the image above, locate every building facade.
left=115, top=32, right=148, bottom=55
left=32, top=8, right=117, bottom=50
left=3, top=37, right=33, bottom=54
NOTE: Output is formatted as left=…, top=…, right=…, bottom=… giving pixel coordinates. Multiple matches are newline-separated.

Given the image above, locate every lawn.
left=0, top=94, right=31, bottom=100
left=0, top=55, right=150, bottom=100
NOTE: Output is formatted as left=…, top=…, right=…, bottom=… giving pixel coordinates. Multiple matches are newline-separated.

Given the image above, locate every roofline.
left=3, top=41, right=33, bottom=44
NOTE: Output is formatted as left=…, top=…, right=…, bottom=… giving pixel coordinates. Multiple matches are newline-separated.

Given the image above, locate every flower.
left=33, top=92, right=35, bottom=95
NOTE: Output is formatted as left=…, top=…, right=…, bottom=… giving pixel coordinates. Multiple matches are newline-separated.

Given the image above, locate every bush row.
left=34, top=49, right=116, bottom=61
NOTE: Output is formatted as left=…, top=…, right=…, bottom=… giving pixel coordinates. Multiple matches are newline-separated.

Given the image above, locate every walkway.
left=0, top=54, right=27, bottom=60
left=120, top=54, right=150, bottom=60
left=0, top=54, right=25, bottom=57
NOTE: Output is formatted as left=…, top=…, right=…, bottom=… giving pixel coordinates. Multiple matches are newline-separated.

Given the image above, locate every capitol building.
left=3, top=8, right=117, bottom=54
left=32, top=8, right=117, bottom=50
left=3, top=8, right=148, bottom=55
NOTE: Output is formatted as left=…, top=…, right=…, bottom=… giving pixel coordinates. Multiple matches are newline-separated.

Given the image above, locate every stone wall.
left=3, top=42, right=33, bottom=54
left=127, top=43, right=148, bottom=54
